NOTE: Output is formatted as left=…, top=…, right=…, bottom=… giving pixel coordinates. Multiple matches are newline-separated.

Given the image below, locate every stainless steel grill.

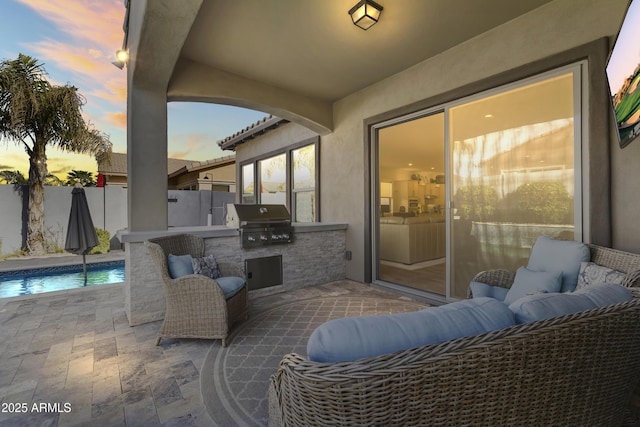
left=228, top=204, right=294, bottom=248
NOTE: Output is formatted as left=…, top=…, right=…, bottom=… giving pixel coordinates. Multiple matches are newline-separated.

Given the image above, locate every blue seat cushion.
left=469, top=281, right=509, bottom=301
left=307, top=298, right=515, bottom=363
left=167, top=254, right=194, bottom=278
left=503, top=267, right=562, bottom=305
left=527, top=236, right=590, bottom=292
left=508, top=283, right=632, bottom=324
left=215, top=276, right=246, bottom=299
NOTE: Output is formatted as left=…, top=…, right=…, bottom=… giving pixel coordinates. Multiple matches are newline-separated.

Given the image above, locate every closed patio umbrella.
left=65, top=183, right=99, bottom=279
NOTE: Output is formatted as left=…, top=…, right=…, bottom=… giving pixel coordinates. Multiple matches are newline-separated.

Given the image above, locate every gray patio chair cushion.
left=307, top=297, right=515, bottom=363
left=168, top=253, right=194, bottom=278
left=216, top=276, right=246, bottom=299
left=508, top=283, right=632, bottom=324
left=503, top=267, right=562, bottom=305
left=527, top=235, right=590, bottom=292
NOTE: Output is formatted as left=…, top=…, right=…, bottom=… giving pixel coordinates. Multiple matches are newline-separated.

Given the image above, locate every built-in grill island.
left=226, top=204, right=294, bottom=249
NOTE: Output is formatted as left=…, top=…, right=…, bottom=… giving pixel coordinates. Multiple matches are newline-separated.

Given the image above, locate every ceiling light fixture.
left=112, top=49, right=129, bottom=69
left=112, top=1, right=130, bottom=69
left=348, top=0, right=383, bottom=30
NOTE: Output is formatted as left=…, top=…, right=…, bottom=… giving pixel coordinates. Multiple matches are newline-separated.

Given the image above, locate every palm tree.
left=0, top=54, right=112, bottom=255
left=44, top=174, right=64, bottom=186
left=0, top=170, right=28, bottom=185
left=66, top=170, right=96, bottom=187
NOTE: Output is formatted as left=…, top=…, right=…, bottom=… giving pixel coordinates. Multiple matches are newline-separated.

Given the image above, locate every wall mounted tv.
left=606, top=0, right=640, bottom=148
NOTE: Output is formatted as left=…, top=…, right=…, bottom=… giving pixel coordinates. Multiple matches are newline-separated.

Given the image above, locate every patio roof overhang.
left=121, top=0, right=556, bottom=232
left=126, top=0, right=556, bottom=134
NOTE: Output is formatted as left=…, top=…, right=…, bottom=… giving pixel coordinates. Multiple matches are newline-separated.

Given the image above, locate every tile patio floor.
left=0, top=269, right=415, bottom=426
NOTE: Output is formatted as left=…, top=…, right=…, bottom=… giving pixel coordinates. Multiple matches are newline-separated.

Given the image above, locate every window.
left=292, top=144, right=316, bottom=222
left=240, top=137, right=319, bottom=222
left=259, top=153, right=287, bottom=205
left=241, top=164, right=255, bottom=204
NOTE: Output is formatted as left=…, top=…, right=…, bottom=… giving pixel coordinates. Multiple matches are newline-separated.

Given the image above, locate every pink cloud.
left=169, top=134, right=225, bottom=161
left=17, top=0, right=126, bottom=125
left=16, top=0, right=124, bottom=49
left=105, top=112, right=127, bottom=129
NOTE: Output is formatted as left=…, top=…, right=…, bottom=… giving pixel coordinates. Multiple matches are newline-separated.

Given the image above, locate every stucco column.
left=126, top=86, right=168, bottom=231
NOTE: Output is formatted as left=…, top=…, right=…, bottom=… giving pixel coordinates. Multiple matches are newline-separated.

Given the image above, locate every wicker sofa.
left=268, top=243, right=640, bottom=426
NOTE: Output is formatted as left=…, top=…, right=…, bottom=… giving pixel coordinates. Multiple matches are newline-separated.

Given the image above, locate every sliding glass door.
left=377, top=113, right=446, bottom=296
left=449, top=71, right=579, bottom=298
left=374, top=64, right=583, bottom=300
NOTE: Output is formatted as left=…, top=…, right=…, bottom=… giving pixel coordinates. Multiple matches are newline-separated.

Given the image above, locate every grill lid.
left=226, top=204, right=291, bottom=228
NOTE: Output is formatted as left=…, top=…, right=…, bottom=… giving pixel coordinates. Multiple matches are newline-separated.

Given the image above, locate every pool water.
left=0, top=261, right=125, bottom=298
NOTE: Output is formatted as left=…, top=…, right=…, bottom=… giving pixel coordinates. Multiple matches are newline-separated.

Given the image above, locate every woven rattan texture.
left=269, top=297, right=640, bottom=426
left=145, top=234, right=248, bottom=347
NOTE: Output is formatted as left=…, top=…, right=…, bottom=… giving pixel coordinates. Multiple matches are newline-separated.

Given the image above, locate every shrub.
left=500, top=182, right=572, bottom=224
left=454, top=185, right=498, bottom=221
left=90, top=228, right=110, bottom=254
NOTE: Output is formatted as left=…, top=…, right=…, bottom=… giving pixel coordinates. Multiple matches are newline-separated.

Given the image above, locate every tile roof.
left=218, top=115, right=289, bottom=151
left=168, top=154, right=236, bottom=178
left=98, top=152, right=215, bottom=176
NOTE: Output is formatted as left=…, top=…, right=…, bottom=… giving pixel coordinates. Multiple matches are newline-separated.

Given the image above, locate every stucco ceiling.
left=180, top=0, right=554, bottom=102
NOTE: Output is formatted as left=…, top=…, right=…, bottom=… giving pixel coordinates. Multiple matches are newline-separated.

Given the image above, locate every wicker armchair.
left=145, top=234, right=248, bottom=347
left=469, top=243, right=640, bottom=298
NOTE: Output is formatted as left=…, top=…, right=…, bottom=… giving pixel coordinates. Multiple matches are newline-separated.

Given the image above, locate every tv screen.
left=606, top=0, right=640, bottom=148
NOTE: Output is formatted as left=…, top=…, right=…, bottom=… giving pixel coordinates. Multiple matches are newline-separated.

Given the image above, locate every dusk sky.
left=0, top=0, right=268, bottom=179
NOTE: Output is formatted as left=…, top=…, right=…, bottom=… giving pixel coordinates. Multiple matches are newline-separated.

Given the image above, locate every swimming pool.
left=0, top=261, right=125, bottom=298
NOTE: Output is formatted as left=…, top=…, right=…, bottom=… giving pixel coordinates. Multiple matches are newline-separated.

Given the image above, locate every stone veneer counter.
left=117, top=223, right=348, bottom=325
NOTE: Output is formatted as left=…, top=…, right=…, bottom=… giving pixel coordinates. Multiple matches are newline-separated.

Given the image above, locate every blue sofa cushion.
left=168, top=254, right=194, bottom=279
left=508, top=283, right=632, bottom=324
left=527, top=236, right=590, bottom=292
left=576, top=262, right=626, bottom=290
left=469, top=281, right=509, bottom=301
left=215, top=276, right=246, bottom=299
left=307, top=298, right=515, bottom=363
left=503, top=267, right=562, bottom=305
left=192, top=254, right=222, bottom=279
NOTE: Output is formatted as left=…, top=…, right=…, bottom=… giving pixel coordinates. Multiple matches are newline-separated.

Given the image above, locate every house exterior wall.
left=316, top=0, right=639, bottom=282
left=230, top=0, right=639, bottom=283
left=234, top=124, right=318, bottom=165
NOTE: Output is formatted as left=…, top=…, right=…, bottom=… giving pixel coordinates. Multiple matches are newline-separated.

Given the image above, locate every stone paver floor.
left=0, top=276, right=410, bottom=426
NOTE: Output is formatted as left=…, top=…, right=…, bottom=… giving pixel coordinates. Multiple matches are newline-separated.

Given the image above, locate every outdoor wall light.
left=348, top=0, right=383, bottom=30
left=112, top=49, right=129, bottom=69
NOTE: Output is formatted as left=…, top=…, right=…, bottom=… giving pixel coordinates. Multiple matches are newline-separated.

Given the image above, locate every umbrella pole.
left=82, top=253, right=87, bottom=281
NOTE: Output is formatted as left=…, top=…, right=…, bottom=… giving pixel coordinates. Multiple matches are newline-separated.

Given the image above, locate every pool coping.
left=0, top=250, right=126, bottom=272
left=0, top=260, right=125, bottom=279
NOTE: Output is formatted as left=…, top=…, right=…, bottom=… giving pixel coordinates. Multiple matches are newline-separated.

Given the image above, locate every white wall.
left=0, top=185, right=235, bottom=255
left=0, top=185, right=128, bottom=255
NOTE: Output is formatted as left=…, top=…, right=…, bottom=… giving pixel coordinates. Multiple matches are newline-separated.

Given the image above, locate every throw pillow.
left=469, top=281, right=509, bottom=301
left=167, top=254, right=194, bottom=279
left=527, top=236, right=590, bottom=292
left=503, top=267, right=562, bottom=306
left=191, top=254, right=222, bottom=279
left=576, top=262, right=626, bottom=290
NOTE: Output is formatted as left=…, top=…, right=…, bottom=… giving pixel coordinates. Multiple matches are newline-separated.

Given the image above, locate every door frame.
left=363, top=38, right=609, bottom=300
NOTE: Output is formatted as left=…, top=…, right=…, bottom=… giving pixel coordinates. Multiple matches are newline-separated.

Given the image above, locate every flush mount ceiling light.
left=348, top=0, right=383, bottom=30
